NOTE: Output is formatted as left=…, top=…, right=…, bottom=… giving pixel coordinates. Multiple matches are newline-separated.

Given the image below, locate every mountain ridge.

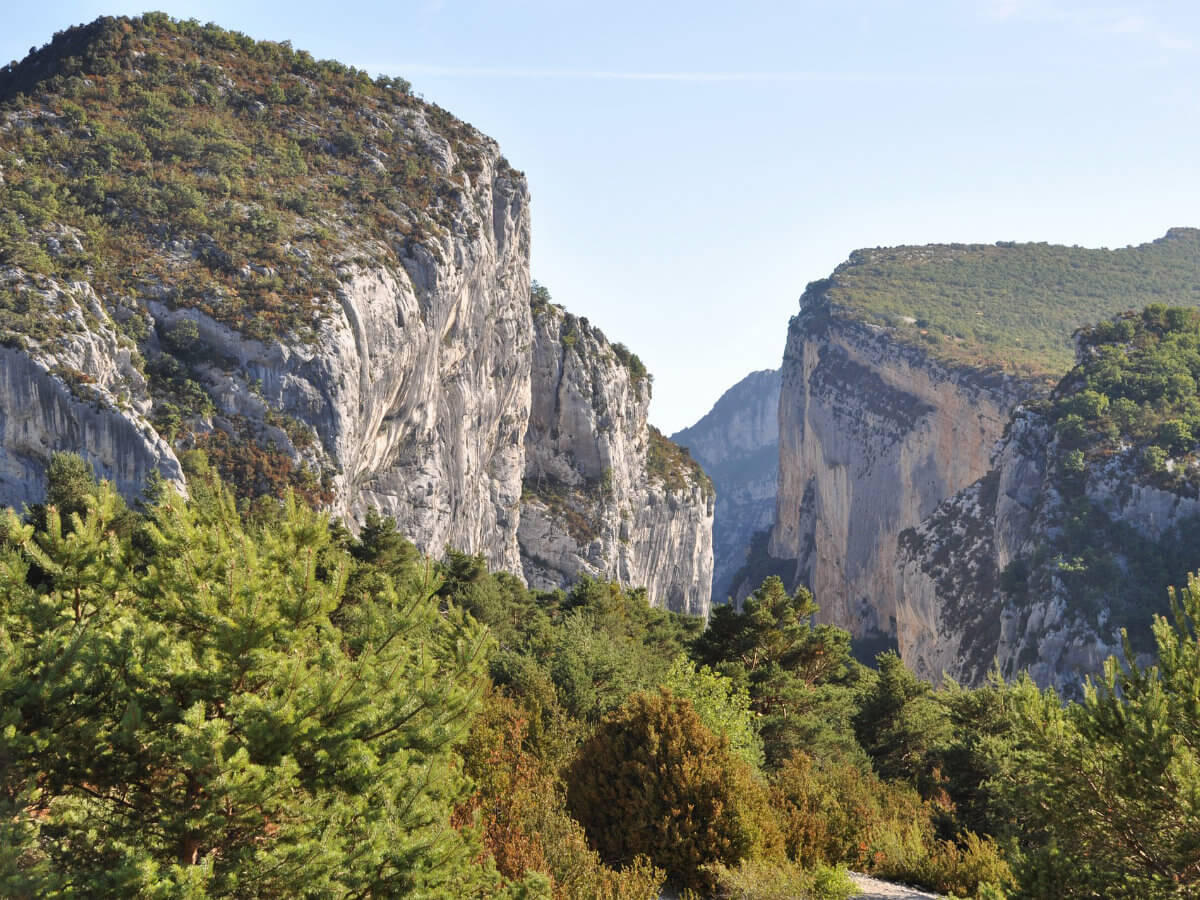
left=0, top=13, right=713, bottom=614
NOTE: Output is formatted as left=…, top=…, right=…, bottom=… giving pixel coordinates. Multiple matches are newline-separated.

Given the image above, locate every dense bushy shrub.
left=455, top=693, right=663, bottom=900
left=703, top=859, right=857, bottom=900
left=770, top=752, right=1013, bottom=897
left=771, top=752, right=928, bottom=869
left=566, top=690, right=778, bottom=892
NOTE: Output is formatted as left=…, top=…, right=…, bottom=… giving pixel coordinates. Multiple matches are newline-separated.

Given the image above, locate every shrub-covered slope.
left=0, top=12, right=498, bottom=342
left=822, top=228, right=1200, bottom=377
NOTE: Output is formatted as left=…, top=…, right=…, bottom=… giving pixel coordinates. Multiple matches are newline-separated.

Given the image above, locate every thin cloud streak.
left=374, top=63, right=895, bottom=84
left=979, top=1, right=1194, bottom=51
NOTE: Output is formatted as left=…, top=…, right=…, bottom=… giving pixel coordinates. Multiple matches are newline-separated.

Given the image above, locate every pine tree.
left=693, top=577, right=862, bottom=767
left=0, top=470, right=535, bottom=897
left=999, top=572, right=1200, bottom=897
left=854, top=650, right=952, bottom=790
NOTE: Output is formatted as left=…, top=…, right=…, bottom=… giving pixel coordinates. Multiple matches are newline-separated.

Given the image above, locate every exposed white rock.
left=0, top=132, right=714, bottom=613
left=519, top=303, right=714, bottom=616
left=118, top=146, right=533, bottom=572
left=896, top=409, right=1200, bottom=694
left=0, top=277, right=184, bottom=506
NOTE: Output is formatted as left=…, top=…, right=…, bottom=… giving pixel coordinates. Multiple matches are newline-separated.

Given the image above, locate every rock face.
left=259, top=152, right=532, bottom=573
left=672, top=369, right=780, bottom=603
left=2, top=129, right=533, bottom=572
left=520, top=302, right=714, bottom=616
left=0, top=15, right=714, bottom=613
left=0, top=280, right=184, bottom=507
left=897, top=409, right=1200, bottom=695
left=768, top=290, right=1034, bottom=643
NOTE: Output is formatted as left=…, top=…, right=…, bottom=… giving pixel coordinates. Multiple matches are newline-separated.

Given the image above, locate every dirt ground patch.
left=848, top=872, right=941, bottom=899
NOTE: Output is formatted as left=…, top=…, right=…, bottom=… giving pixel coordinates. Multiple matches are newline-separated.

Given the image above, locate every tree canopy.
left=0, top=459, right=530, bottom=898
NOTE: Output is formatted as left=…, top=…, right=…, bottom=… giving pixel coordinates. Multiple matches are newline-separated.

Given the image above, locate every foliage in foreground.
left=454, top=691, right=664, bottom=900
left=566, top=689, right=780, bottom=892
left=989, top=573, right=1200, bottom=897
left=5, top=454, right=1200, bottom=899
left=701, top=859, right=857, bottom=900
left=693, top=576, right=866, bottom=768
left=0, top=458, right=534, bottom=898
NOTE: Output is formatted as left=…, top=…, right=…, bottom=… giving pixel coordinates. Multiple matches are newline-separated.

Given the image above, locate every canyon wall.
left=672, top=368, right=779, bottom=603
left=768, top=290, right=1033, bottom=642
left=520, top=303, right=714, bottom=616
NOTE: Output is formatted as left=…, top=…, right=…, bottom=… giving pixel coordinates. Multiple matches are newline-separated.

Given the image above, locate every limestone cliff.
left=1, top=103, right=531, bottom=572
left=672, top=369, right=779, bottom=603
left=768, top=290, right=1034, bottom=642
left=762, top=236, right=1200, bottom=687
left=897, top=310, right=1200, bottom=694
left=0, top=279, right=184, bottom=507
left=0, top=14, right=714, bottom=611
left=520, top=300, right=714, bottom=616
left=896, top=412, right=1200, bottom=693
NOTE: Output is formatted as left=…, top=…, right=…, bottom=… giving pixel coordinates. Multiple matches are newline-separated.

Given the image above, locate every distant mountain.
left=673, top=368, right=779, bottom=603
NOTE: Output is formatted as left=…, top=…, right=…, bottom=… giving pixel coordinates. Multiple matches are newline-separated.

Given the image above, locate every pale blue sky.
left=5, top=2, right=1200, bottom=431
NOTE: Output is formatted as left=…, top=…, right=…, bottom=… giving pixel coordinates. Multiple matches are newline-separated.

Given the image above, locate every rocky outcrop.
left=4, top=130, right=532, bottom=572
left=769, top=291, right=1034, bottom=643
left=0, top=15, right=719, bottom=609
left=0, top=278, right=184, bottom=506
left=672, top=369, right=780, bottom=603
left=897, top=410, right=1200, bottom=694
left=180, top=142, right=534, bottom=573
left=519, top=302, right=714, bottom=616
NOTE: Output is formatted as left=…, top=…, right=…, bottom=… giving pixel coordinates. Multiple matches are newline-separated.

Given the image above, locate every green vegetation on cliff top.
left=648, top=424, right=714, bottom=500
left=1050, top=303, right=1200, bottom=486
left=819, top=228, right=1200, bottom=378
left=0, top=13, right=508, bottom=342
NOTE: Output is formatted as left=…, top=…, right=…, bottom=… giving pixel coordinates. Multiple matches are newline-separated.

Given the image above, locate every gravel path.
left=848, top=872, right=941, bottom=899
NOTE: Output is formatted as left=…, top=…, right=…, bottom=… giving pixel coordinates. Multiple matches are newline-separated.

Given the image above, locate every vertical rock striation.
left=519, top=302, right=714, bottom=616
left=127, top=132, right=532, bottom=572
left=672, top=368, right=780, bottom=603
left=769, top=290, right=1033, bottom=642
left=0, top=13, right=715, bottom=610
left=0, top=280, right=184, bottom=506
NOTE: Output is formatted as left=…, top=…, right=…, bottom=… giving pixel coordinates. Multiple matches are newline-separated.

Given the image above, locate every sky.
left=4, top=2, right=1200, bottom=432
